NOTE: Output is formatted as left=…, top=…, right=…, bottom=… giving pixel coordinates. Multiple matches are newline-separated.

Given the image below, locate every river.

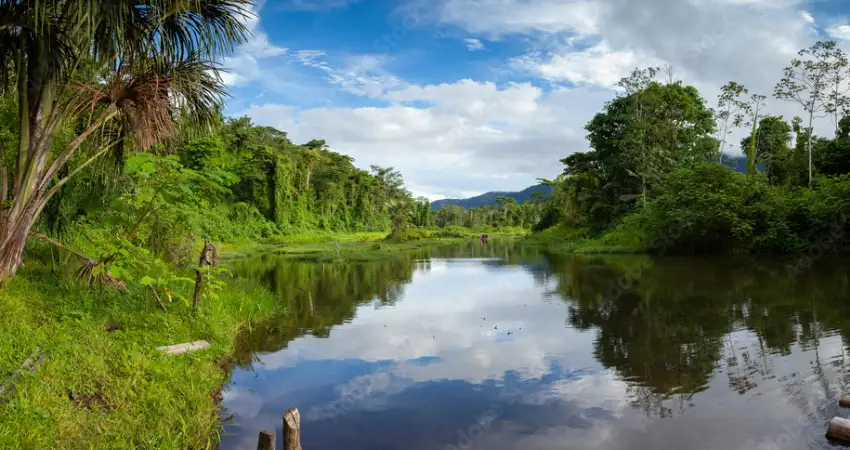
left=218, top=239, right=850, bottom=449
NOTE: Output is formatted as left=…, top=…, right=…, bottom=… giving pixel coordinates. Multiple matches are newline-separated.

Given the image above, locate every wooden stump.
left=283, top=407, right=302, bottom=450
left=840, top=396, right=850, bottom=408
left=827, top=417, right=850, bottom=442
left=257, top=430, right=275, bottom=450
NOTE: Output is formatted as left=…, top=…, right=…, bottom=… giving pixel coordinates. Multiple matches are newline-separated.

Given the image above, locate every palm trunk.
left=0, top=194, right=46, bottom=282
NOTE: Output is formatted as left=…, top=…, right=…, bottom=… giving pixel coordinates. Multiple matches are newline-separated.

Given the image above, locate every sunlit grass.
left=220, top=228, right=529, bottom=262
left=0, top=264, right=279, bottom=449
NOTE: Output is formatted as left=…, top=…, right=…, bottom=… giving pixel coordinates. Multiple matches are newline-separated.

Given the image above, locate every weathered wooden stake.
left=827, top=417, right=850, bottom=442
left=156, top=340, right=211, bottom=355
left=283, top=407, right=302, bottom=450
left=839, top=395, right=850, bottom=408
left=192, top=240, right=218, bottom=309
left=257, top=430, right=275, bottom=450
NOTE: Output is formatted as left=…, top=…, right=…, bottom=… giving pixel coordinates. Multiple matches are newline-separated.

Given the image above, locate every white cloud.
left=243, top=81, right=604, bottom=197
left=227, top=0, right=839, bottom=198
left=512, top=41, right=660, bottom=89
left=465, top=38, right=485, bottom=51
left=828, top=25, right=850, bottom=41
left=219, top=2, right=287, bottom=87
left=438, top=0, right=606, bottom=38
left=293, top=51, right=406, bottom=98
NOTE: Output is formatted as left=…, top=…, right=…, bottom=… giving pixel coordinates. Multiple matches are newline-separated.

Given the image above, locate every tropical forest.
left=4, top=1, right=850, bottom=450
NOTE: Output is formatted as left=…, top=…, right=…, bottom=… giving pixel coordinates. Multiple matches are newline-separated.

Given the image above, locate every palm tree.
left=0, top=0, right=251, bottom=281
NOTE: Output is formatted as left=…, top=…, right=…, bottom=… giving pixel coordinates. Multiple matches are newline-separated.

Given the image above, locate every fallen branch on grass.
left=29, top=232, right=95, bottom=265
left=0, top=347, right=46, bottom=403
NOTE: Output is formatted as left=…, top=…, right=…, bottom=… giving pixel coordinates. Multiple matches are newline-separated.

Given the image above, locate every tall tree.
left=715, top=82, right=749, bottom=163
left=740, top=116, right=792, bottom=185
left=742, top=93, right=768, bottom=177
left=774, top=41, right=845, bottom=186
left=0, top=0, right=250, bottom=281
left=585, top=73, right=715, bottom=213
left=617, top=67, right=659, bottom=204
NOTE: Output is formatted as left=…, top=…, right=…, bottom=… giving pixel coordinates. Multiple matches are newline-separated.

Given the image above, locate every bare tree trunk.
left=808, top=111, right=815, bottom=187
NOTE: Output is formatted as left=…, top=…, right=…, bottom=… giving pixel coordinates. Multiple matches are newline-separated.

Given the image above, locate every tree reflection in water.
left=226, top=241, right=850, bottom=423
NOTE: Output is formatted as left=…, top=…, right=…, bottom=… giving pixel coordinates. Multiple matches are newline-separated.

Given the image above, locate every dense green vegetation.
left=4, top=0, right=848, bottom=447
left=0, top=2, right=534, bottom=448
left=534, top=42, right=850, bottom=256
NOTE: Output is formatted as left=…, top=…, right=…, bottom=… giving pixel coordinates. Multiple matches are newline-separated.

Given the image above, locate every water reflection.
left=220, top=242, right=850, bottom=450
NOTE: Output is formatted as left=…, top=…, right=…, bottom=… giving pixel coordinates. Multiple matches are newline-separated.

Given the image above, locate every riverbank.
left=0, top=263, right=279, bottom=449
left=0, top=229, right=529, bottom=449
left=522, top=224, right=647, bottom=255
left=220, top=228, right=529, bottom=262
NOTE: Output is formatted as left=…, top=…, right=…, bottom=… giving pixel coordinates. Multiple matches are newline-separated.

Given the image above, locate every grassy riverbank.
left=0, top=264, right=279, bottom=449
left=522, top=224, right=647, bottom=255
left=220, top=227, right=529, bottom=262
left=0, top=228, right=529, bottom=449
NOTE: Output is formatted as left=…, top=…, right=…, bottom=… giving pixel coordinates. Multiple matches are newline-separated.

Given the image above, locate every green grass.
left=522, top=223, right=648, bottom=255
left=0, top=227, right=531, bottom=448
left=221, top=228, right=529, bottom=262
left=0, top=264, right=280, bottom=450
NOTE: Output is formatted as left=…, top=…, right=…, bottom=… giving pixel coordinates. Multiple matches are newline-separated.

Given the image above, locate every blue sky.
left=222, top=0, right=850, bottom=200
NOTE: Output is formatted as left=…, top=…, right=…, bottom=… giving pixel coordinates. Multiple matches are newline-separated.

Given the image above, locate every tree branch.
left=39, top=106, right=118, bottom=191
left=28, top=232, right=95, bottom=265
left=43, top=138, right=123, bottom=201
left=147, top=285, right=167, bottom=311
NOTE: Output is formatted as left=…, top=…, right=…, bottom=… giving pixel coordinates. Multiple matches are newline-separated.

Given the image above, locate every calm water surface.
left=219, top=240, right=850, bottom=450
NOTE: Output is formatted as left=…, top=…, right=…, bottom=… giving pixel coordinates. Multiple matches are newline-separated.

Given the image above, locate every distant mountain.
left=721, top=154, right=765, bottom=174
left=431, top=184, right=552, bottom=210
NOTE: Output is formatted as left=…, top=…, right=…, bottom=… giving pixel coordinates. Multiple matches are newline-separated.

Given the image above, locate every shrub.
left=634, top=163, right=806, bottom=254
left=434, top=226, right=467, bottom=238
left=386, top=228, right=433, bottom=242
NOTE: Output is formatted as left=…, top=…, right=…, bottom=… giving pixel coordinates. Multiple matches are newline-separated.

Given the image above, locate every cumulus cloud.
left=230, top=0, right=841, bottom=198
left=243, top=81, right=607, bottom=198
left=218, top=2, right=287, bottom=87
left=438, top=0, right=606, bottom=38
left=829, top=25, right=850, bottom=41
left=465, top=38, right=485, bottom=51
left=512, top=41, right=660, bottom=89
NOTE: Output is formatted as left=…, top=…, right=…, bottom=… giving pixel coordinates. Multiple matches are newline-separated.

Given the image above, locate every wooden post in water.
left=840, top=395, right=850, bottom=408
left=283, top=408, right=302, bottom=450
left=257, top=430, right=275, bottom=450
left=827, top=417, right=850, bottom=442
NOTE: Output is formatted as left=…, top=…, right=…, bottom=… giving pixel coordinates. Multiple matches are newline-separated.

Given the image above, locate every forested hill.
left=431, top=184, right=552, bottom=210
